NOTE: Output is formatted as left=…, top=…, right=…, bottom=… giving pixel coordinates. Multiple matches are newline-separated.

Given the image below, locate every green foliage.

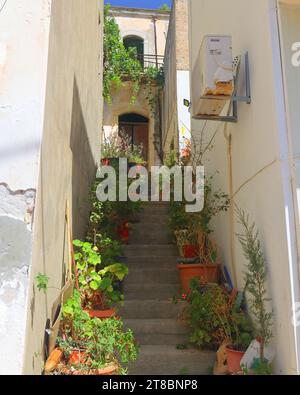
left=101, top=129, right=144, bottom=163
left=59, top=292, right=139, bottom=372
left=103, top=5, right=142, bottom=103
left=183, top=279, right=253, bottom=351
left=236, top=207, right=273, bottom=360
left=158, top=4, right=171, bottom=12
left=36, top=273, right=49, bottom=294
left=73, top=240, right=128, bottom=306
left=103, top=5, right=164, bottom=114
left=251, top=358, right=273, bottom=375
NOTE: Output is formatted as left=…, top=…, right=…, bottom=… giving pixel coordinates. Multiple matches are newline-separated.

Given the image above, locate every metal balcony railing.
left=137, top=53, right=165, bottom=70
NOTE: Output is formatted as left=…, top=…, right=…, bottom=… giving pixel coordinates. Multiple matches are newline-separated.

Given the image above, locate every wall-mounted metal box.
left=192, top=35, right=234, bottom=117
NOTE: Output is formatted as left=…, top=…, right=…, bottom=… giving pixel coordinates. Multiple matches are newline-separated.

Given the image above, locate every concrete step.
left=128, top=345, right=215, bottom=375
left=124, top=319, right=190, bottom=345
left=126, top=269, right=179, bottom=284
left=129, top=235, right=173, bottom=245
left=135, top=214, right=169, bottom=225
left=124, top=245, right=178, bottom=257
left=120, top=300, right=185, bottom=319
left=126, top=256, right=178, bottom=269
left=141, top=203, right=169, bottom=213
left=124, top=284, right=180, bottom=300
left=129, top=226, right=173, bottom=245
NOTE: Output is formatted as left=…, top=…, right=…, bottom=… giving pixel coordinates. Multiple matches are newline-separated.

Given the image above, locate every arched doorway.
left=123, top=35, right=144, bottom=67
left=119, top=113, right=149, bottom=163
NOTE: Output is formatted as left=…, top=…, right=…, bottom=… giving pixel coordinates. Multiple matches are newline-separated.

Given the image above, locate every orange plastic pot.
left=226, top=347, right=245, bottom=374
left=177, top=264, right=220, bottom=292
left=85, top=308, right=116, bottom=319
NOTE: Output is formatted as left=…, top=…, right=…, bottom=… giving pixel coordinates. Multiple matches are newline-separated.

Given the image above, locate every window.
left=123, top=35, right=144, bottom=67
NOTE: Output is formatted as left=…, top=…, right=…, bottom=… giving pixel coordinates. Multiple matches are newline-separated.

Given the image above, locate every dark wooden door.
left=119, top=122, right=149, bottom=163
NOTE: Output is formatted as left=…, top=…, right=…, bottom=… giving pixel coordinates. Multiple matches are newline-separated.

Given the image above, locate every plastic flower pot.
left=183, top=245, right=199, bottom=259
left=226, top=347, right=245, bottom=374
left=177, top=263, right=220, bottom=292
left=85, top=308, right=117, bottom=319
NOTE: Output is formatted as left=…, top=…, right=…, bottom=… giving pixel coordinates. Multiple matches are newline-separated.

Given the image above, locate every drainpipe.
left=153, top=16, right=159, bottom=69
left=270, top=0, right=300, bottom=374
left=152, top=15, right=163, bottom=162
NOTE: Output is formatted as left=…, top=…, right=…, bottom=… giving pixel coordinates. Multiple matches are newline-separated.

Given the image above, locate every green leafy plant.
left=58, top=292, right=139, bottom=374
left=103, top=5, right=164, bottom=114
left=169, top=176, right=230, bottom=262
left=73, top=240, right=128, bottom=308
left=182, top=279, right=253, bottom=351
left=36, top=273, right=49, bottom=293
left=236, top=207, right=273, bottom=361
left=158, top=3, right=171, bottom=12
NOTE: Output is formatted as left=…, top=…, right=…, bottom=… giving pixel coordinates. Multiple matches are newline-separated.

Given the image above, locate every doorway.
left=119, top=113, right=149, bottom=163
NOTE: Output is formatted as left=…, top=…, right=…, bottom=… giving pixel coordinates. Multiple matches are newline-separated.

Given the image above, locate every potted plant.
left=73, top=240, right=128, bottom=319
left=179, top=279, right=253, bottom=374
left=225, top=311, right=254, bottom=374
left=235, top=207, right=273, bottom=372
left=174, top=179, right=230, bottom=291
left=54, top=291, right=139, bottom=375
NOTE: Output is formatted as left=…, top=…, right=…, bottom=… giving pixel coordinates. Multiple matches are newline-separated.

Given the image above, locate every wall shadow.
left=70, top=77, right=97, bottom=239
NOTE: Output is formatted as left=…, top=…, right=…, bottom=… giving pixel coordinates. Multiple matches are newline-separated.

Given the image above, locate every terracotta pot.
left=226, top=347, right=245, bottom=374
left=69, top=350, right=87, bottom=366
left=183, top=245, right=199, bottom=258
left=86, top=308, right=116, bottom=319
left=177, top=263, right=220, bottom=292
left=69, top=364, right=119, bottom=376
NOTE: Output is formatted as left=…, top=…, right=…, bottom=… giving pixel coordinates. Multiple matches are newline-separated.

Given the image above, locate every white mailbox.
left=192, top=35, right=234, bottom=117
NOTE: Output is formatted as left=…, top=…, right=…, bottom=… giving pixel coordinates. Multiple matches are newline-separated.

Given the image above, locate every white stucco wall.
left=177, top=70, right=191, bottom=151
left=0, top=0, right=103, bottom=374
left=0, top=0, right=51, bottom=375
left=189, top=0, right=300, bottom=374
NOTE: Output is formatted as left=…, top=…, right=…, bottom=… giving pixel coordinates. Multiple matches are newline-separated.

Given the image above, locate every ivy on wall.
left=103, top=5, right=165, bottom=115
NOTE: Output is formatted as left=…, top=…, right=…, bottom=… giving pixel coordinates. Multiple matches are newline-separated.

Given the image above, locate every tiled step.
left=128, top=345, right=215, bottom=375
left=124, top=319, right=190, bottom=345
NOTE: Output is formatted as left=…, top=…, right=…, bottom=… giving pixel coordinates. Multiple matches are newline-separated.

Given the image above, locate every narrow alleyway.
left=121, top=202, right=215, bottom=375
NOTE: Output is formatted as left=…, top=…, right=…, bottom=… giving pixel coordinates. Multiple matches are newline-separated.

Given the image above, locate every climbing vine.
left=103, top=5, right=164, bottom=114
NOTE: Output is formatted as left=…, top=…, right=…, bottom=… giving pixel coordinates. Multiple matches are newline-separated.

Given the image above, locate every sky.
left=105, top=0, right=172, bottom=9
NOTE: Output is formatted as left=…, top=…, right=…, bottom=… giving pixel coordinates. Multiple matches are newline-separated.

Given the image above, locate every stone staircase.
left=120, top=202, right=215, bottom=375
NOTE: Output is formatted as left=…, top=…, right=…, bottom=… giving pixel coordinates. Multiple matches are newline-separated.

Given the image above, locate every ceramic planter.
left=226, top=347, right=245, bottom=374
left=177, top=263, right=220, bottom=292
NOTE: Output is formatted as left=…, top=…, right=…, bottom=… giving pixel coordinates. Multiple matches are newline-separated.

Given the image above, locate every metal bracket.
left=192, top=52, right=251, bottom=123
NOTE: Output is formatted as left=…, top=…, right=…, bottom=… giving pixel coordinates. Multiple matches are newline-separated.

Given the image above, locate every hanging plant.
left=103, top=5, right=165, bottom=115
